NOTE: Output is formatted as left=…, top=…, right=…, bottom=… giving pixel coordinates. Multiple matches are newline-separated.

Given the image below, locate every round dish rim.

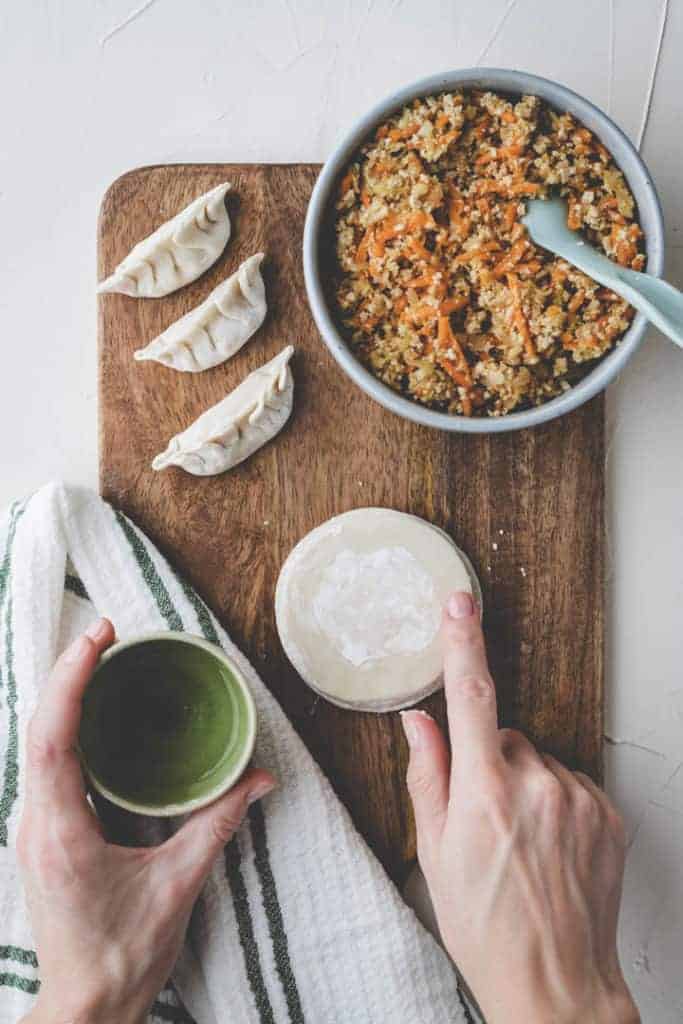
left=274, top=507, right=482, bottom=713
left=303, top=67, right=665, bottom=433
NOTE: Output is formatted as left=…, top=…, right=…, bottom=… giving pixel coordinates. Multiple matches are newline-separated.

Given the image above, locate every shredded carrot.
left=403, top=236, right=431, bottom=262
left=509, top=180, right=540, bottom=196
left=449, top=198, right=471, bottom=239
left=453, top=244, right=500, bottom=265
left=405, top=211, right=433, bottom=230
left=568, top=289, right=586, bottom=314
left=475, top=150, right=496, bottom=166
left=493, top=238, right=528, bottom=277
left=439, top=296, right=468, bottom=315
left=551, top=265, right=568, bottom=285
left=405, top=274, right=434, bottom=288
left=389, top=123, right=418, bottom=141
left=442, top=129, right=461, bottom=147
left=506, top=272, right=537, bottom=361
left=370, top=160, right=394, bottom=177
left=477, top=197, right=491, bottom=221
left=476, top=179, right=540, bottom=197
left=508, top=224, right=524, bottom=245
left=361, top=188, right=370, bottom=207
left=435, top=112, right=449, bottom=131
left=368, top=214, right=402, bottom=258
left=404, top=303, right=438, bottom=325
left=497, top=142, right=523, bottom=159
left=473, top=116, right=491, bottom=138
left=375, top=125, right=389, bottom=140
left=339, top=171, right=354, bottom=196
left=515, top=260, right=541, bottom=276
left=616, top=241, right=637, bottom=266
left=501, top=110, right=516, bottom=124
left=356, top=229, right=372, bottom=264
left=436, top=317, right=472, bottom=383
left=503, top=201, right=518, bottom=232
left=567, top=201, right=582, bottom=231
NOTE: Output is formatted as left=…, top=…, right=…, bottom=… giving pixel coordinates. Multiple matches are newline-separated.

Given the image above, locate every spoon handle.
left=551, top=236, right=683, bottom=349
left=609, top=267, right=683, bottom=349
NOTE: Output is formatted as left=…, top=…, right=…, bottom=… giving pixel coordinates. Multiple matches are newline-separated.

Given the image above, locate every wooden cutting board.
left=98, top=164, right=604, bottom=886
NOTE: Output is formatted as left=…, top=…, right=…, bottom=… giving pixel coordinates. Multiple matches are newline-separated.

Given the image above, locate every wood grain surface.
left=98, top=164, right=604, bottom=886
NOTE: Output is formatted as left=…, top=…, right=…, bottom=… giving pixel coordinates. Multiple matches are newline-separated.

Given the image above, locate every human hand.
left=402, top=592, right=639, bottom=1024
left=18, top=619, right=275, bottom=1024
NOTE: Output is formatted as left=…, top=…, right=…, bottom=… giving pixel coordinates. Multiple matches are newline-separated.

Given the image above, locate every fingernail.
left=85, top=618, right=108, bottom=641
left=400, top=711, right=425, bottom=750
left=247, top=780, right=275, bottom=806
left=64, top=636, right=91, bottom=663
left=447, top=591, right=474, bottom=619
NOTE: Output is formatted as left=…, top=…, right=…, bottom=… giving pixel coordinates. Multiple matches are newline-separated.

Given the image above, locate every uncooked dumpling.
left=98, top=182, right=231, bottom=298
left=152, top=346, right=294, bottom=476
left=275, top=509, right=481, bottom=711
left=134, top=253, right=266, bottom=372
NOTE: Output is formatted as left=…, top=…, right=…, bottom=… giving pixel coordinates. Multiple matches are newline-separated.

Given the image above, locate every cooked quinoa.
left=332, top=90, right=645, bottom=417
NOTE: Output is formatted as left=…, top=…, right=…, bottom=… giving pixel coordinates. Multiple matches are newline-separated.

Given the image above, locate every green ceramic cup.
left=78, top=632, right=257, bottom=816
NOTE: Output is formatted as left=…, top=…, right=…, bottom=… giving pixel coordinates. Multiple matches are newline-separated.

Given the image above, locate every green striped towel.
left=0, top=485, right=471, bottom=1024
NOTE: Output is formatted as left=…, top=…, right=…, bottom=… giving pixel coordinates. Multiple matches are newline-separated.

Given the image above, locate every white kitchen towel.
left=0, top=484, right=472, bottom=1024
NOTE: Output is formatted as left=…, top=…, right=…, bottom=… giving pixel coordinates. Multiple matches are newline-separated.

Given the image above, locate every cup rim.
left=303, top=67, right=666, bottom=433
left=79, top=631, right=257, bottom=818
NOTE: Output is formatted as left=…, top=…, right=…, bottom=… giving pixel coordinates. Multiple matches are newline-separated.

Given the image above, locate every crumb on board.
left=332, top=89, right=644, bottom=418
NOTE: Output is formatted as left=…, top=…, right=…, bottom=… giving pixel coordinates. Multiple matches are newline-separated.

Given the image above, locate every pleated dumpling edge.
left=98, top=182, right=232, bottom=298
left=152, top=345, right=295, bottom=476
left=133, top=252, right=266, bottom=372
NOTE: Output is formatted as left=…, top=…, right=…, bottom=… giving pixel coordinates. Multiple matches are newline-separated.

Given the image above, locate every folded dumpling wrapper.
left=98, top=182, right=231, bottom=298
left=152, top=346, right=295, bottom=476
left=134, top=253, right=266, bottom=372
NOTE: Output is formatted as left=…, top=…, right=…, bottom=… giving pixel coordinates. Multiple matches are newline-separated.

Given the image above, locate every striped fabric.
left=0, top=485, right=468, bottom=1024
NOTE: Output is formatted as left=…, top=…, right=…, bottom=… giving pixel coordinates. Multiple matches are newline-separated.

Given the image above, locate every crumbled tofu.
left=333, top=89, right=644, bottom=418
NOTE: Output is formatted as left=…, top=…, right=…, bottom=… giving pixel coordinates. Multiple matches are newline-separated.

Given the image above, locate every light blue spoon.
left=522, top=198, right=683, bottom=348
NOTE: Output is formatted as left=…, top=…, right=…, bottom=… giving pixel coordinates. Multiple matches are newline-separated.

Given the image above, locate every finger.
left=540, top=753, right=577, bottom=792
left=573, top=770, right=625, bottom=842
left=543, top=756, right=608, bottom=813
left=543, top=755, right=625, bottom=843
left=500, top=728, right=544, bottom=771
left=442, top=592, right=500, bottom=776
left=158, top=769, right=276, bottom=894
left=26, top=619, right=115, bottom=817
left=401, top=711, right=449, bottom=865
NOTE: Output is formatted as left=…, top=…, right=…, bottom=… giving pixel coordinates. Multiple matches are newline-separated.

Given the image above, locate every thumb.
left=401, top=711, right=450, bottom=869
left=159, top=769, right=276, bottom=894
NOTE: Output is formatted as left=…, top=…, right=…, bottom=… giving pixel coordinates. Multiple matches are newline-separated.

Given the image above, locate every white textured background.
left=1, top=1, right=682, bottom=1019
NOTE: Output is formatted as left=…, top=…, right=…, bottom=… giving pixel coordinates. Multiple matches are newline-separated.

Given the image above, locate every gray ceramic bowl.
left=303, top=68, right=665, bottom=433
